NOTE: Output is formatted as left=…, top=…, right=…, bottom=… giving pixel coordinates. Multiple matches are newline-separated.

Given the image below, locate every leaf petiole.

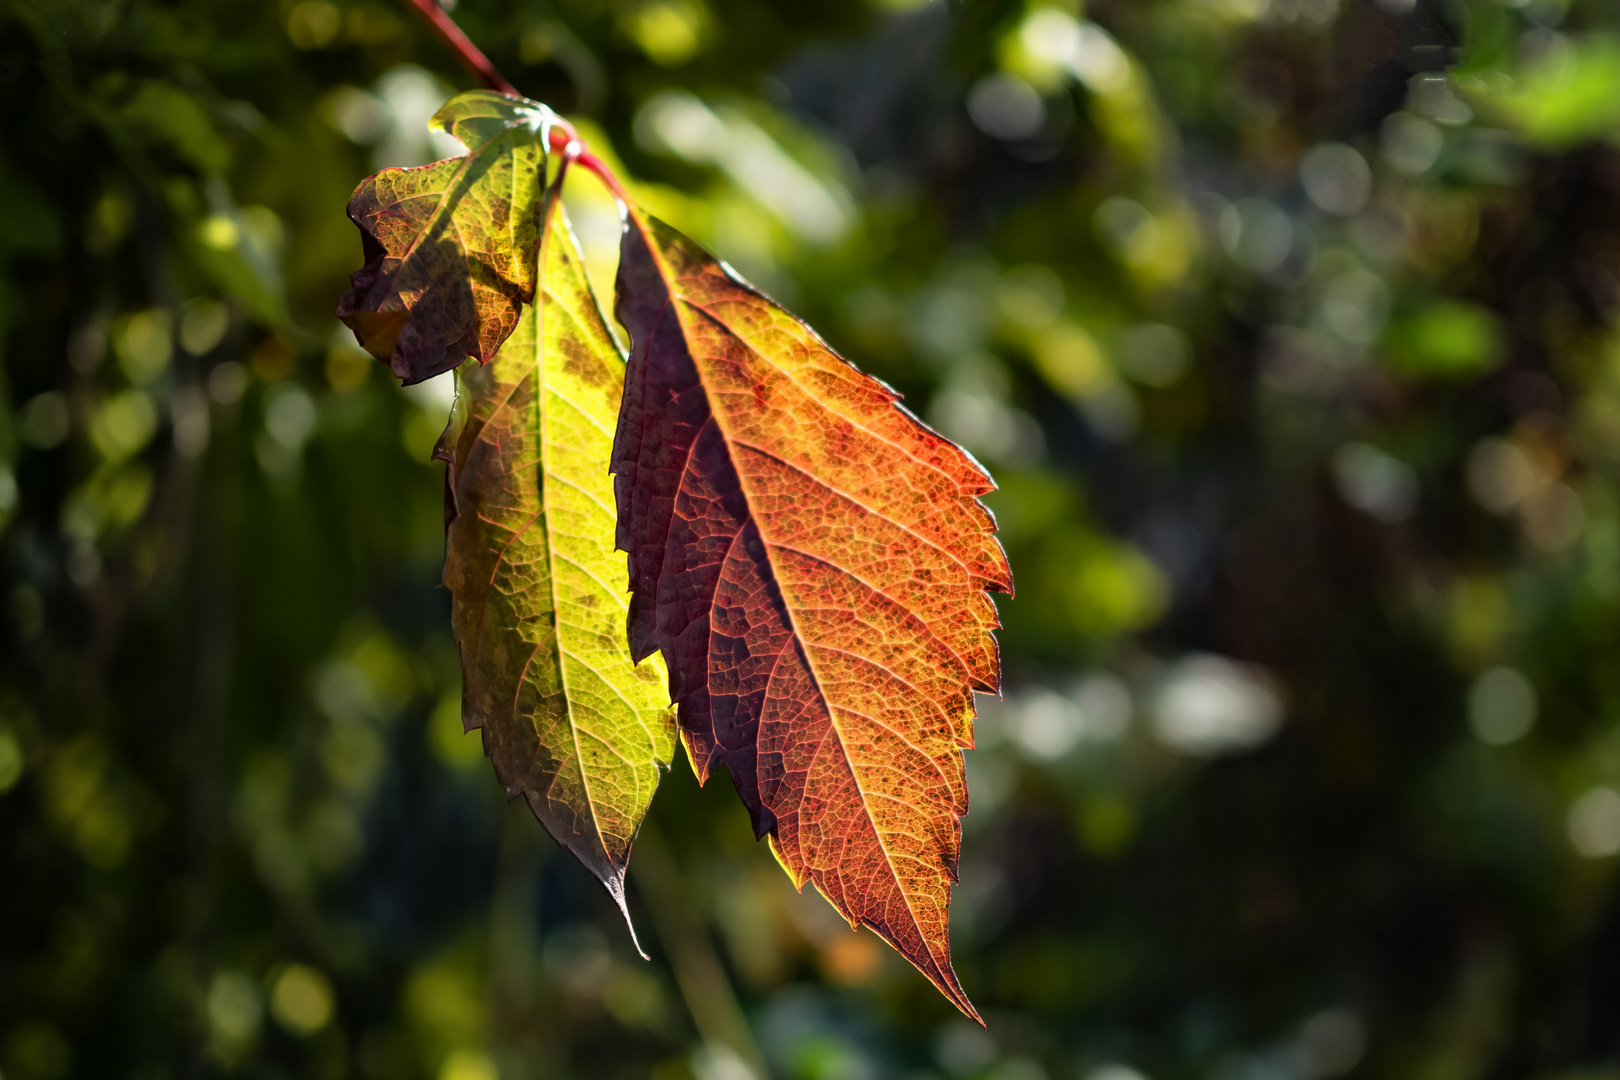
left=575, top=150, right=629, bottom=204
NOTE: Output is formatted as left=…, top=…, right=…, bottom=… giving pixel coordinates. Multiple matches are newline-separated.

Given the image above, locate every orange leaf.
left=611, top=208, right=1011, bottom=1021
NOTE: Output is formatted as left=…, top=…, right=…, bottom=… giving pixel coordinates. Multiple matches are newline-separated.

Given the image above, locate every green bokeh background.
left=5, top=0, right=1620, bottom=1078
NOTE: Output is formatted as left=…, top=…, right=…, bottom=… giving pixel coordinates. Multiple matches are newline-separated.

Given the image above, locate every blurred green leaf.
left=1490, top=35, right=1620, bottom=148
left=1383, top=300, right=1504, bottom=379
left=120, top=81, right=234, bottom=174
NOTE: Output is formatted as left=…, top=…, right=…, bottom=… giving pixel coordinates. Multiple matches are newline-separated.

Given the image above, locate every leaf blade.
left=443, top=203, right=675, bottom=940
left=337, top=91, right=554, bottom=385
left=611, top=209, right=1010, bottom=1019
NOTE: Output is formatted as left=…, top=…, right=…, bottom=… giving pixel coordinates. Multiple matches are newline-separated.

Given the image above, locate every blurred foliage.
left=5, top=0, right=1620, bottom=1078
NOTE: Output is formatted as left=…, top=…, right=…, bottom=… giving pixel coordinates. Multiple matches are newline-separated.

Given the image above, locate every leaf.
left=337, top=91, right=554, bottom=385
left=611, top=207, right=1012, bottom=1020
left=439, top=197, right=675, bottom=945
left=1382, top=300, right=1504, bottom=380
left=122, top=80, right=233, bottom=174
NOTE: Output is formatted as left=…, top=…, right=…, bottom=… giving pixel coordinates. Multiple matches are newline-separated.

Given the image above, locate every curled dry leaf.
left=611, top=207, right=1011, bottom=1021
left=438, top=197, right=675, bottom=944
left=338, top=91, right=553, bottom=385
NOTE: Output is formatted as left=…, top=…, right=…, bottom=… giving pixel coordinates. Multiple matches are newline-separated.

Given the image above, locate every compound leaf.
left=338, top=91, right=554, bottom=385
left=611, top=207, right=1011, bottom=1019
left=440, top=201, right=675, bottom=942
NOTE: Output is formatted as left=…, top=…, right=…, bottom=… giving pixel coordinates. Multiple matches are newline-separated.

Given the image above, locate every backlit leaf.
left=337, top=91, right=553, bottom=385
left=611, top=207, right=1012, bottom=1020
left=439, top=199, right=675, bottom=942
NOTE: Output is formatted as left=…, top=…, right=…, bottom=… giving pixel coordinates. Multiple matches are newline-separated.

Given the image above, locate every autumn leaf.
left=337, top=91, right=554, bottom=385
left=611, top=207, right=1012, bottom=1020
left=439, top=191, right=675, bottom=944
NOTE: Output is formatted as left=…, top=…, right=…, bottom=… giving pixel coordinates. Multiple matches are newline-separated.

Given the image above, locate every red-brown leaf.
left=611, top=207, right=1011, bottom=1021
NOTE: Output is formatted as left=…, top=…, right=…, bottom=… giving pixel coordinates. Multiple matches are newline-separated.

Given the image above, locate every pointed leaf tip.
left=603, top=872, right=652, bottom=962
left=610, top=206, right=1010, bottom=1021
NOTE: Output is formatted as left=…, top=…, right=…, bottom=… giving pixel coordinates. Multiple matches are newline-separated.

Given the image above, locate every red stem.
left=394, top=0, right=629, bottom=206
left=396, top=0, right=517, bottom=97
left=577, top=151, right=628, bottom=202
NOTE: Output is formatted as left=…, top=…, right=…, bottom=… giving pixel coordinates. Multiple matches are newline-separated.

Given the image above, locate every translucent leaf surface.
left=337, top=91, right=553, bottom=385
left=440, top=204, right=675, bottom=940
left=611, top=207, right=1012, bottom=1020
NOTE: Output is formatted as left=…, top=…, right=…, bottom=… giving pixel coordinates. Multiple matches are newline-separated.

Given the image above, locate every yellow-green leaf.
left=439, top=204, right=674, bottom=942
